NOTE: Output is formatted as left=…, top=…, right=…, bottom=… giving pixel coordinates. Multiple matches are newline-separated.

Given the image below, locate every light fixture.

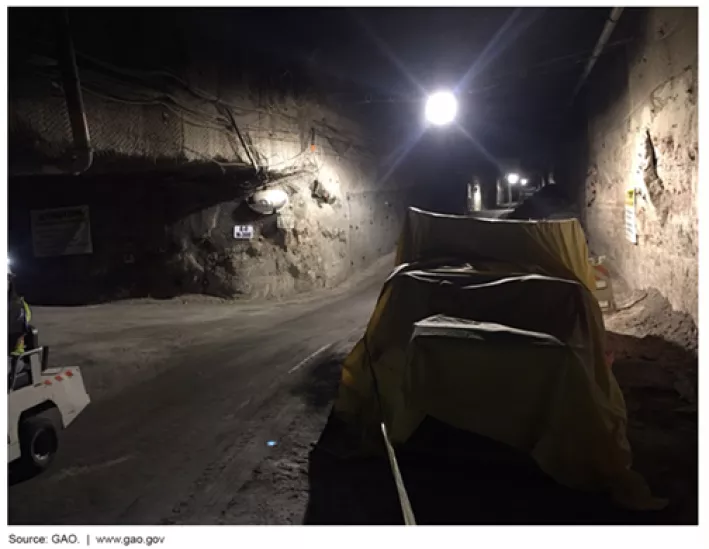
left=425, top=90, right=458, bottom=126
left=506, top=173, right=520, bottom=185
left=247, top=188, right=289, bottom=215
left=521, top=178, right=528, bottom=186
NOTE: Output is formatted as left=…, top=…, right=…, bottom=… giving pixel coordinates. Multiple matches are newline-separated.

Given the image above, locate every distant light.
left=521, top=178, right=528, bottom=186
left=266, top=440, right=277, bottom=447
left=425, top=91, right=458, bottom=126
left=507, top=173, right=520, bottom=185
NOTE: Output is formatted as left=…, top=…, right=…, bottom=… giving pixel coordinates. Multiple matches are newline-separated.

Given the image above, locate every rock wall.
left=9, top=163, right=408, bottom=305
left=570, top=8, right=698, bottom=322
left=9, top=81, right=410, bottom=303
left=7, top=10, right=411, bottom=304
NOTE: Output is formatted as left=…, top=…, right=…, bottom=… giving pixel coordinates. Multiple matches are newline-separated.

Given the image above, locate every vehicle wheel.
left=19, top=410, right=61, bottom=473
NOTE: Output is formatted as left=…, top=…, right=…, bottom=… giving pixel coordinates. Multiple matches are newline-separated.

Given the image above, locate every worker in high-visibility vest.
left=8, top=260, right=32, bottom=356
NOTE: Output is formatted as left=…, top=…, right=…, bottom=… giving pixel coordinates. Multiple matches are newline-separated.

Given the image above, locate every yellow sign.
left=625, top=188, right=635, bottom=207
left=625, top=189, right=637, bottom=244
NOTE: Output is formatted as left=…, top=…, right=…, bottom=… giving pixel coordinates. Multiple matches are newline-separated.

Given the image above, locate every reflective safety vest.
left=22, top=298, right=31, bottom=325
left=9, top=297, right=31, bottom=356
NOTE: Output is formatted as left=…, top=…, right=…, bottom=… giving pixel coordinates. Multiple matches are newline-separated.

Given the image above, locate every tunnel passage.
left=6, top=6, right=699, bottom=528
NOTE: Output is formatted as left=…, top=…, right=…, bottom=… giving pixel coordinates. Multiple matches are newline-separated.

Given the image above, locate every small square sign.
left=233, top=225, right=254, bottom=240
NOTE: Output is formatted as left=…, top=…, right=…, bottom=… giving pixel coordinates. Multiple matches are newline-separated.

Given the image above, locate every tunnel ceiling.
left=10, top=6, right=616, bottom=170
left=225, top=7, right=614, bottom=156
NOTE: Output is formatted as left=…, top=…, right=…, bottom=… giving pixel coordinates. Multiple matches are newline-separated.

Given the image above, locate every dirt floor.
left=32, top=253, right=395, bottom=402
left=8, top=256, right=390, bottom=525
left=9, top=257, right=697, bottom=525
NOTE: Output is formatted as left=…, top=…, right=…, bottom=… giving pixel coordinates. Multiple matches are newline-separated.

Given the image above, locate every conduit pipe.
left=569, top=7, right=624, bottom=105
left=58, top=8, right=93, bottom=174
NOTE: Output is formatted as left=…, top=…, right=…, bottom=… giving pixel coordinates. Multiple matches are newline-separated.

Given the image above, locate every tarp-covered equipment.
left=333, top=207, right=664, bottom=511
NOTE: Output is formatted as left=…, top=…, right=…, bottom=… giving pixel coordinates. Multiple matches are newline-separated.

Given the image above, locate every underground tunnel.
left=5, top=6, right=699, bottom=530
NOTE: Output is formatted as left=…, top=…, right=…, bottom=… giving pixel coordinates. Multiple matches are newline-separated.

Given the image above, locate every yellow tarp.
left=333, top=207, right=664, bottom=510
left=396, top=207, right=596, bottom=292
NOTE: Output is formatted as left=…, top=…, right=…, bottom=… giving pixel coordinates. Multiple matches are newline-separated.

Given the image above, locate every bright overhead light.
left=521, top=178, right=528, bottom=186
left=425, top=90, right=457, bottom=126
left=507, top=173, right=520, bottom=185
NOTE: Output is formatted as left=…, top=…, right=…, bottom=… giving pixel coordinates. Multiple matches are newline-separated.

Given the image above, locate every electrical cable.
left=81, top=85, right=229, bottom=133
left=28, top=51, right=364, bottom=157
left=29, top=37, right=342, bottom=123
left=82, top=85, right=258, bottom=169
left=20, top=48, right=374, bottom=172
left=73, top=48, right=303, bottom=120
left=26, top=49, right=291, bottom=127
left=265, top=149, right=309, bottom=170
left=29, top=61, right=233, bottom=129
left=71, top=50, right=375, bottom=146
left=220, top=104, right=259, bottom=171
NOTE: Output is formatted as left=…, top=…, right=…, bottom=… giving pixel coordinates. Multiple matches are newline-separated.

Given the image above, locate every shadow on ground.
left=304, top=416, right=662, bottom=525
left=608, top=332, right=698, bottom=525
left=7, top=463, right=38, bottom=487
left=301, top=332, right=697, bottom=525
left=290, top=355, right=344, bottom=412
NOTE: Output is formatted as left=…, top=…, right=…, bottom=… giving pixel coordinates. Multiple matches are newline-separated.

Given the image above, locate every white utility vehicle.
left=8, top=345, right=90, bottom=473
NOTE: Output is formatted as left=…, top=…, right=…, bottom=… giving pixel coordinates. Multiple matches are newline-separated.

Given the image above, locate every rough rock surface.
left=576, top=8, right=698, bottom=322
left=164, top=183, right=405, bottom=300
left=606, top=288, right=697, bottom=353
left=9, top=58, right=407, bottom=303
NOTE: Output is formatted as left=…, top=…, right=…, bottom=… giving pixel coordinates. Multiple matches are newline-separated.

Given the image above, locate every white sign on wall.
left=30, top=205, right=93, bottom=258
left=624, top=189, right=637, bottom=244
left=233, top=225, right=255, bottom=240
